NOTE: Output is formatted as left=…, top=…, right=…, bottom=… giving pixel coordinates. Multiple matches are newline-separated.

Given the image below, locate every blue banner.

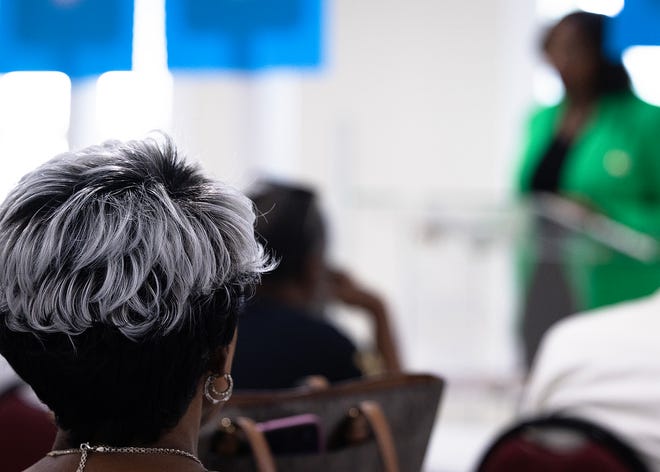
left=0, top=0, right=134, bottom=78
left=166, top=0, right=323, bottom=71
left=606, top=0, right=660, bottom=60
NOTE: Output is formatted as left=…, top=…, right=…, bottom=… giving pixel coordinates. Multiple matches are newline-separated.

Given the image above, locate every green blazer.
left=517, top=91, right=660, bottom=310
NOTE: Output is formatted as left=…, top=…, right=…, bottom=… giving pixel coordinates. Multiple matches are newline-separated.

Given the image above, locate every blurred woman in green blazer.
left=516, top=11, right=660, bottom=366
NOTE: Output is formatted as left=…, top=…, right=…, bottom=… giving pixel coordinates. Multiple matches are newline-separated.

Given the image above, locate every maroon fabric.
left=0, top=390, right=57, bottom=472
left=480, top=436, right=635, bottom=472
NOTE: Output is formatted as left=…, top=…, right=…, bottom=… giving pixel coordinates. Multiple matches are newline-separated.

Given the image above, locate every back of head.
left=0, top=134, right=268, bottom=447
left=249, top=181, right=326, bottom=285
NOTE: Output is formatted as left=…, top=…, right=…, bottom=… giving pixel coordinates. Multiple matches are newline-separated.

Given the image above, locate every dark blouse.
left=530, top=136, right=572, bottom=193
left=231, top=297, right=362, bottom=389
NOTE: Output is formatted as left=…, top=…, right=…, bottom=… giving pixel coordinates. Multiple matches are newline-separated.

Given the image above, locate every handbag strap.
left=234, top=416, right=277, bottom=472
left=232, top=401, right=400, bottom=472
left=358, top=400, right=400, bottom=472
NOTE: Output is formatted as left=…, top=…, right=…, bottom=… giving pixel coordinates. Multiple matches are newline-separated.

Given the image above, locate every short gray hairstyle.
left=0, top=134, right=268, bottom=339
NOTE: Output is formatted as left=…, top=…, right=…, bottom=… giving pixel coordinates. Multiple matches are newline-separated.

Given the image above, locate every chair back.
left=475, top=415, right=650, bottom=472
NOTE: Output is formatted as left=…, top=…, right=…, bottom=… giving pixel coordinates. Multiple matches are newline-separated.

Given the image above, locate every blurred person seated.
left=0, top=357, right=56, bottom=472
left=520, top=291, right=660, bottom=471
left=231, top=181, right=401, bottom=390
left=0, top=134, right=269, bottom=472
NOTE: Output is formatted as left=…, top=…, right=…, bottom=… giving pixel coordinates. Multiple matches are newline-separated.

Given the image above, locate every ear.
left=199, top=329, right=238, bottom=423
left=208, top=328, right=238, bottom=375
left=223, top=328, right=238, bottom=374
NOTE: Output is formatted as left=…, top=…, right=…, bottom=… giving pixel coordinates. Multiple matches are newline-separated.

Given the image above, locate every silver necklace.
left=48, top=442, right=205, bottom=472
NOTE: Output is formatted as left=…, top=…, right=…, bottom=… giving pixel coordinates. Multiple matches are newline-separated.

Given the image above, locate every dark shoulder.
left=243, top=300, right=341, bottom=332
left=241, top=300, right=355, bottom=349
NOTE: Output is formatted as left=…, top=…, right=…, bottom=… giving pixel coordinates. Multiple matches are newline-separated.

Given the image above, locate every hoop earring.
left=204, top=373, right=233, bottom=404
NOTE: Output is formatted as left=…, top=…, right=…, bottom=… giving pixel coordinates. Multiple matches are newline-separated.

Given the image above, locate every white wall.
left=301, top=0, right=534, bottom=196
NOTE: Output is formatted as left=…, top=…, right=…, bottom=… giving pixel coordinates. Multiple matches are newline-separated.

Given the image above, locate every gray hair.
left=0, top=134, right=269, bottom=339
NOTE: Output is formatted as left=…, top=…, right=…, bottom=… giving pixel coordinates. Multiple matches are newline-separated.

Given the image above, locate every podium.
left=519, top=194, right=660, bottom=367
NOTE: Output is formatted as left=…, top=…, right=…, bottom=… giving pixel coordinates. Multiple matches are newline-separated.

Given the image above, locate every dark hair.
left=0, top=290, right=240, bottom=447
left=0, top=135, right=268, bottom=446
left=543, top=11, right=630, bottom=94
left=249, top=181, right=326, bottom=284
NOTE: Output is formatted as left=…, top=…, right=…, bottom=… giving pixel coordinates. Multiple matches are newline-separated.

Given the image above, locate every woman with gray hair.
left=0, top=134, right=269, bottom=472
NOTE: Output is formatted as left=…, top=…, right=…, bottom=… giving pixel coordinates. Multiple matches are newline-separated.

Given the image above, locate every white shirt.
left=521, top=291, right=660, bottom=471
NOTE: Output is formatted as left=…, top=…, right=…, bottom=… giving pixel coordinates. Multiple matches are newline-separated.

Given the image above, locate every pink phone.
left=256, top=413, right=324, bottom=455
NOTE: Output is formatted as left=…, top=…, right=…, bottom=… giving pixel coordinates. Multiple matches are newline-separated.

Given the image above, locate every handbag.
left=198, top=373, right=444, bottom=472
